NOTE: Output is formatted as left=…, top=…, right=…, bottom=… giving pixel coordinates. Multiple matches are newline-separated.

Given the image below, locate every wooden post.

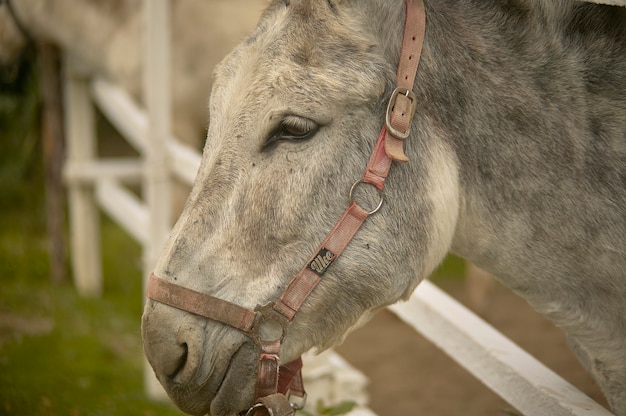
left=142, top=0, right=172, bottom=398
left=64, top=55, right=102, bottom=297
left=38, top=42, right=67, bottom=284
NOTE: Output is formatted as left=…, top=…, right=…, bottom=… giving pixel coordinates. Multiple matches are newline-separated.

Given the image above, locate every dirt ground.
left=335, top=279, right=609, bottom=416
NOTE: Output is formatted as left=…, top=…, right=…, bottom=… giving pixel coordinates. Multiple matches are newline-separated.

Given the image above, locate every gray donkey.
left=141, top=0, right=626, bottom=415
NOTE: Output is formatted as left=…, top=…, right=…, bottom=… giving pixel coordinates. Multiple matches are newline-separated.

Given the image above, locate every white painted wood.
left=91, top=77, right=148, bottom=154
left=95, top=179, right=149, bottom=246
left=389, top=281, right=615, bottom=416
left=64, top=159, right=143, bottom=184
left=142, top=0, right=172, bottom=269
left=92, top=77, right=199, bottom=185
left=302, top=349, right=370, bottom=410
left=142, top=0, right=173, bottom=399
left=64, top=56, right=102, bottom=297
left=347, top=408, right=378, bottom=416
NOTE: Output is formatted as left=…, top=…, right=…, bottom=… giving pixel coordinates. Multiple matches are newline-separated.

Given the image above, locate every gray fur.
left=141, top=1, right=626, bottom=415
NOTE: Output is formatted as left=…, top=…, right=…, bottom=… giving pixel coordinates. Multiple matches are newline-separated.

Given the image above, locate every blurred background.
left=0, top=46, right=185, bottom=415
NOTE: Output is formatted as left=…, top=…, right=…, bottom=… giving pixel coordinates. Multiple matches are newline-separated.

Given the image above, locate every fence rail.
left=389, top=282, right=614, bottom=416
left=61, top=0, right=615, bottom=415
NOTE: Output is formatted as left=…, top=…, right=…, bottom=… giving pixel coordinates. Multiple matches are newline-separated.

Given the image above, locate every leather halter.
left=147, top=1, right=426, bottom=414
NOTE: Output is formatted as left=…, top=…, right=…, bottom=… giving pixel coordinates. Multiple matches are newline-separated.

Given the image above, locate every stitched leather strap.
left=278, top=358, right=305, bottom=399
left=147, top=273, right=257, bottom=332
left=255, top=341, right=282, bottom=400
left=272, top=203, right=369, bottom=320
left=385, top=0, right=426, bottom=161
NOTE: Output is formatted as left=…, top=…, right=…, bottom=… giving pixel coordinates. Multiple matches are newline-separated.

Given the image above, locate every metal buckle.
left=251, top=302, right=290, bottom=346
left=385, top=87, right=417, bottom=139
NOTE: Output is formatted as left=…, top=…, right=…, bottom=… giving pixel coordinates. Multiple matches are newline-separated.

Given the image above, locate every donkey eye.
left=267, top=116, right=318, bottom=145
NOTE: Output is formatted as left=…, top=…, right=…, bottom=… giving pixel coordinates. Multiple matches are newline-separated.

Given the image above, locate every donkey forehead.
left=210, top=0, right=388, bottom=116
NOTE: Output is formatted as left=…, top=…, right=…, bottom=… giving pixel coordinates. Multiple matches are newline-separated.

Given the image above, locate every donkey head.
left=142, top=0, right=459, bottom=414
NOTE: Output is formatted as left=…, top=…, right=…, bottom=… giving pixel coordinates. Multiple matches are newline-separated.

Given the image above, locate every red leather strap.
left=255, top=341, right=282, bottom=400
left=273, top=203, right=369, bottom=320
left=255, top=354, right=304, bottom=414
left=385, top=0, right=426, bottom=161
left=147, top=273, right=257, bottom=332
left=278, top=358, right=305, bottom=399
left=362, top=127, right=393, bottom=189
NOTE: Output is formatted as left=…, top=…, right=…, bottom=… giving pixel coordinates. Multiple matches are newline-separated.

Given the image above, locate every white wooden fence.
left=61, top=0, right=615, bottom=415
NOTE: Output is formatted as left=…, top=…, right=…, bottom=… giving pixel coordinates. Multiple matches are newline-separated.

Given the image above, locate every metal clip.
left=287, top=390, right=307, bottom=411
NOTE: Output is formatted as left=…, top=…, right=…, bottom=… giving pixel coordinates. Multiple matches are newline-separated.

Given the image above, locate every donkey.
left=141, top=0, right=626, bottom=415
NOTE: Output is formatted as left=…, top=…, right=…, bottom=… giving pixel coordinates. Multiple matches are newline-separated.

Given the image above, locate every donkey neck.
left=427, top=1, right=626, bottom=283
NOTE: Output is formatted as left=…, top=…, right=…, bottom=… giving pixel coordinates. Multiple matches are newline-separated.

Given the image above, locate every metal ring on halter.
left=242, top=403, right=265, bottom=416
left=349, top=180, right=384, bottom=215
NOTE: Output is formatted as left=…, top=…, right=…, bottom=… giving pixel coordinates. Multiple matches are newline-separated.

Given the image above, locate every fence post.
left=64, top=56, right=102, bottom=297
left=142, top=0, right=172, bottom=398
left=39, top=42, right=67, bottom=285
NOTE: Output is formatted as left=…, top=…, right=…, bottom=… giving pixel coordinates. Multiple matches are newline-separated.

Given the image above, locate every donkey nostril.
left=142, top=311, right=204, bottom=384
left=168, top=343, right=189, bottom=379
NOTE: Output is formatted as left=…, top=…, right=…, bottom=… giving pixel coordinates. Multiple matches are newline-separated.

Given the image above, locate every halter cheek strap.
left=146, top=1, right=426, bottom=414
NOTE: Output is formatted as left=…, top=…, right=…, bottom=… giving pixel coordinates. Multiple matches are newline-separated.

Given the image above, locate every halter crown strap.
left=384, top=0, right=426, bottom=162
left=146, top=1, right=426, bottom=414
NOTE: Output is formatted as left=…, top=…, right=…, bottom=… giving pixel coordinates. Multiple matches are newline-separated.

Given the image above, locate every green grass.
left=0, top=189, right=185, bottom=416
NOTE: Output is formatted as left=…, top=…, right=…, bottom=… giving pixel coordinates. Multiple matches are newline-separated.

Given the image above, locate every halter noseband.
left=147, top=1, right=426, bottom=414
